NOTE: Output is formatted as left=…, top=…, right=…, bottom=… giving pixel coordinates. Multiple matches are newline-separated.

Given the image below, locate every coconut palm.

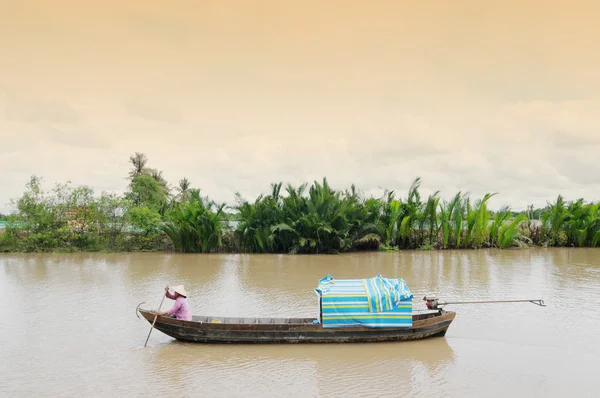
left=176, top=178, right=192, bottom=203
left=128, top=152, right=148, bottom=180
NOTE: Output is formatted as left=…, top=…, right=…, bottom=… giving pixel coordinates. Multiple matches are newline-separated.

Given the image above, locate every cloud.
left=2, top=1, right=600, bottom=213
left=44, top=125, right=111, bottom=150
left=502, top=99, right=600, bottom=145
left=2, top=96, right=600, bottom=214
left=126, top=98, right=183, bottom=123
left=551, top=153, right=599, bottom=186
left=4, top=92, right=79, bottom=124
left=120, top=11, right=192, bottom=43
left=162, top=97, right=600, bottom=210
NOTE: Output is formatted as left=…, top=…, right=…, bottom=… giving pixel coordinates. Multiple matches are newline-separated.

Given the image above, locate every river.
left=1, top=249, right=599, bottom=397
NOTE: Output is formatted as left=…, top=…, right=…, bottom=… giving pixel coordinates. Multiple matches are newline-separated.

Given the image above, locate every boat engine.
left=423, top=294, right=439, bottom=309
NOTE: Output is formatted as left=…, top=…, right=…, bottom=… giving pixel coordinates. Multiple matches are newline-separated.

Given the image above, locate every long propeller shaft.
left=438, top=299, right=546, bottom=307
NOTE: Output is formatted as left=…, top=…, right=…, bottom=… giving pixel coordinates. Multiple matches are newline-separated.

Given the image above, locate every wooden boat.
left=138, top=274, right=461, bottom=344
left=137, top=308, right=456, bottom=344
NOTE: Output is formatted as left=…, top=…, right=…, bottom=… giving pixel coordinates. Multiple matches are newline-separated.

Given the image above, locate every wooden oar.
left=144, top=290, right=167, bottom=347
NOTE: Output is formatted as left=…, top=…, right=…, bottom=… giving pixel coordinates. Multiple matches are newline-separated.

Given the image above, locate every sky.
left=1, top=0, right=599, bottom=213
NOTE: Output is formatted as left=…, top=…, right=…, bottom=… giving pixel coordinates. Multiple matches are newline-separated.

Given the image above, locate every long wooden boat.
left=138, top=274, right=458, bottom=344
left=137, top=309, right=456, bottom=344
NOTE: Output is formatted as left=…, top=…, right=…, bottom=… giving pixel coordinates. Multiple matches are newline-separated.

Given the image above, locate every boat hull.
left=138, top=309, right=456, bottom=344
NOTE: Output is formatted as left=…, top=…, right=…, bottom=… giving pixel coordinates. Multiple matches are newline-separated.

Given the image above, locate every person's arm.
left=164, top=286, right=177, bottom=300
left=166, top=299, right=182, bottom=316
left=155, top=300, right=180, bottom=316
left=154, top=287, right=177, bottom=315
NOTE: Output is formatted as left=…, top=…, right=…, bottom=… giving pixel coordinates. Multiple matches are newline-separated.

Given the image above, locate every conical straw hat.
left=172, top=285, right=187, bottom=297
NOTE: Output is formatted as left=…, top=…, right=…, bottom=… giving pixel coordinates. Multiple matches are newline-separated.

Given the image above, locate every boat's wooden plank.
left=150, top=317, right=454, bottom=344
left=138, top=308, right=456, bottom=344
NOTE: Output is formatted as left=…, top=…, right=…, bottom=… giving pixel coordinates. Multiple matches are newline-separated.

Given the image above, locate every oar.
left=144, top=290, right=167, bottom=347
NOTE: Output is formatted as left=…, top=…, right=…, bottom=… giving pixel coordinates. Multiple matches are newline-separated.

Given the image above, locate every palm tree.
left=177, top=178, right=192, bottom=203
left=466, top=192, right=496, bottom=248
left=128, top=152, right=148, bottom=180
left=399, top=177, right=423, bottom=248
left=439, top=191, right=464, bottom=249
left=148, top=169, right=170, bottom=197
left=161, top=189, right=225, bottom=253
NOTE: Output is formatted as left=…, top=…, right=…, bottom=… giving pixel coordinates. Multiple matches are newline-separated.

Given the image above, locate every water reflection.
left=143, top=337, right=456, bottom=397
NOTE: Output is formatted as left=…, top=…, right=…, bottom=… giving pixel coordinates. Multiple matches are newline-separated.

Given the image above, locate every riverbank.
left=2, top=154, right=598, bottom=254
left=0, top=227, right=584, bottom=254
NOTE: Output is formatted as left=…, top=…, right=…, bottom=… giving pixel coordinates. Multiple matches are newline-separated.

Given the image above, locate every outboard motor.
left=423, top=294, right=439, bottom=310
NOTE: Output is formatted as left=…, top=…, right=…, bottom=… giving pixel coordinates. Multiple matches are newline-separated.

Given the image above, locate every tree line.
left=1, top=152, right=598, bottom=253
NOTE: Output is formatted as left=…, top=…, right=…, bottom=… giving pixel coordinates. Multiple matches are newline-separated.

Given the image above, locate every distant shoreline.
left=0, top=234, right=592, bottom=255
left=2, top=153, right=598, bottom=253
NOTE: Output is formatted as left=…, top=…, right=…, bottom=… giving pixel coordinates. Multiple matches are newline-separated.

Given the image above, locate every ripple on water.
left=1, top=249, right=599, bottom=397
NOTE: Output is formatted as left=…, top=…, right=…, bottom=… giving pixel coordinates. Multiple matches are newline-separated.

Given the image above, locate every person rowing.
left=153, top=285, right=192, bottom=321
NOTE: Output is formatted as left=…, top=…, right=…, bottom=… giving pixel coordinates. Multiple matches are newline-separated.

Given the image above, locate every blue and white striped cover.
left=315, top=274, right=413, bottom=329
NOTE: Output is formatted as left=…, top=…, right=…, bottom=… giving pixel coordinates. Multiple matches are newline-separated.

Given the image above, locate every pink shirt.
left=166, top=291, right=192, bottom=321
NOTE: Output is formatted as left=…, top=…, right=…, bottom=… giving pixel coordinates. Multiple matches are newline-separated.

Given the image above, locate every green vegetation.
left=1, top=152, right=599, bottom=253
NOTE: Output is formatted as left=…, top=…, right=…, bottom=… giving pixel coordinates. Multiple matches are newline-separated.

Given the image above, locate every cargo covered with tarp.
left=314, top=274, right=413, bottom=328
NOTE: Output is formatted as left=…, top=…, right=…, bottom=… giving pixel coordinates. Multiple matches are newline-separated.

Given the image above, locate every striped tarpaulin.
left=315, top=274, right=413, bottom=329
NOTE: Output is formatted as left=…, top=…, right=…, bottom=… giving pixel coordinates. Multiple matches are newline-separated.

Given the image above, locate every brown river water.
left=1, top=249, right=599, bottom=397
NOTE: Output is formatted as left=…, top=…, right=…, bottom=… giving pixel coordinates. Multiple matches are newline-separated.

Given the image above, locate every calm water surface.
left=1, top=249, right=599, bottom=397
